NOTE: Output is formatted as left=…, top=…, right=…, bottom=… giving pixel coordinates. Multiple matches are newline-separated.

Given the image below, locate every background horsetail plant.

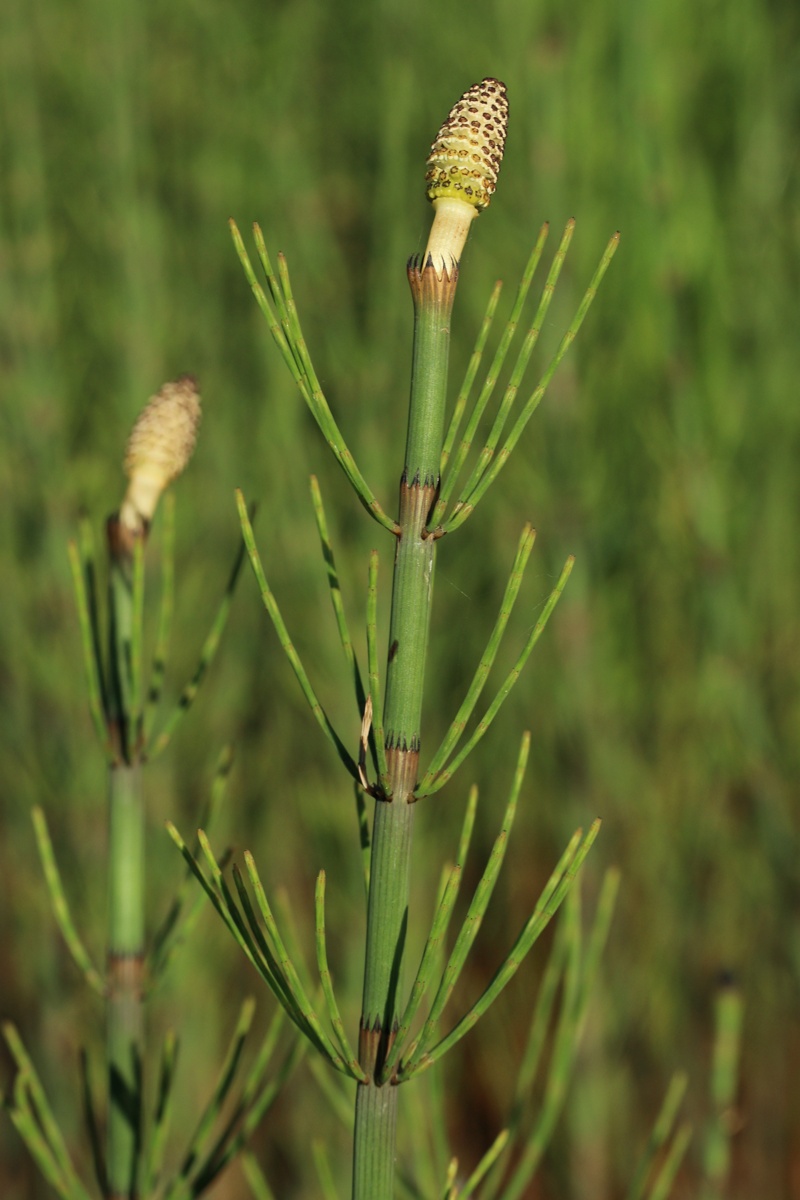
left=1, top=377, right=303, bottom=1199
left=171, top=79, right=626, bottom=1197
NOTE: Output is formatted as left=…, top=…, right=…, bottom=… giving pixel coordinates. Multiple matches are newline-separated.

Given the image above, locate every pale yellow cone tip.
left=120, top=375, right=201, bottom=530
left=423, top=78, right=508, bottom=270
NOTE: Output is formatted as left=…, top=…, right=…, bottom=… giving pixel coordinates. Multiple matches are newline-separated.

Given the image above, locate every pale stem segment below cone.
left=423, top=77, right=508, bottom=273
left=119, top=375, right=201, bottom=537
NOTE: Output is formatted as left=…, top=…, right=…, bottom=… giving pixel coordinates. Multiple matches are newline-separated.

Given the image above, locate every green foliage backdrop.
left=1, top=0, right=798, bottom=1194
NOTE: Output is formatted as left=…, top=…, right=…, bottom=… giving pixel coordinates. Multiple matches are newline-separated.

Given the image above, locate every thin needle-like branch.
left=241, top=1152, right=278, bottom=1200
left=447, top=222, right=575, bottom=514
left=438, top=280, right=503, bottom=479
left=149, top=745, right=234, bottom=985
left=312, top=1141, right=341, bottom=1200
left=420, top=557, right=574, bottom=796
left=236, top=492, right=359, bottom=782
left=129, top=534, right=146, bottom=749
left=3, top=1024, right=92, bottom=1200
left=177, top=998, right=256, bottom=1183
left=231, top=219, right=397, bottom=533
left=68, top=538, right=114, bottom=760
left=166, top=824, right=268, bottom=986
left=190, top=1024, right=306, bottom=1194
left=432, top=227, right=549, bottom=527
left=148, top=527, right=246, bottom=759
left=30, top=811, right=104, bottom=998
left=367, top=550, right=390, bottom=789
left=383, top=785, right=479, bottom=1080
left=382, top=865, right=462, bottom=1082
left=78, top=1049, right=107, bottom=1197
left=242, top=852, right=364, bottom=1079
left=142, top=1030, right=179, bottom=1195
left=416, top=525, right=536, bottom=796
left=648, top=1123, right=692, bottom=1200
left=626, top=1072, right=689, bottom=1200
left=442, top=232, right=620, bottom=534
left=144, top=492, right=176, bottom=740
left=315, top=871, right=369, bottom=1080
left=31, top=807, right=105, bottom=996
left=459, top=1129, right=510, bottom=1198
left=405, top=736, right=529, bottom=1069
left=310, top=475, right=369, bottom=721
left=400, top=821, right=600, bottom=1080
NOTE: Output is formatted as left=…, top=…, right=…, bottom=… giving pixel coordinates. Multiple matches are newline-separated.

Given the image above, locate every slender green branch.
left=3, top=1023, right=92, bottom=1200
left=481, top=911, right=572, bottom=1200
left=702, top=976, right=744, bottom=1200
left=316, top=870, right=368, bottom=1077
left=400, top=821, right=600, bottom=1079
left=78, top=515, right=111, bottom=722
left=31, top=806, right=105, bottom=996
left=144, top=491, right=176, bottom=740
left=503, top=867, right=619, bottom=1200
left=310, top=475, right=369, bottom=720
left=189, top=1021, right=306, bottom=1194
left=308, top=1052, right=355, bottom=1127
left=353, top=781, right=371, bottom=901
left=68, top=538, right=113, bottom=759
left=501, top=884, right=583, bottom=1200
left=177, top=998, right=257, bottom=1182
left=416, top=525, right=536, bottom=794
left=366, top=550, right=390, bottom=788
left=229, top=865, right=314, bottom=1030
left=401, top=736, right=528, bottom=1071
left=236, top=491, right=359, bottom=782
left=142, top=1031, right=179, bottom=1195
left=442, top=231, right=620, bottom=534
left=167, top=823, right=277, bottom=991
left=438, top=280, right=502, bottom=478
left=128, top=535, right=146, bottom=752
left=627, top=1072, right=689, bottom=1200
left=313, top=1141, right=341, bottom=1200
left=418, top=556, right=574, bottom=797
left=243, top=853, right=364, bottom=1079
left=649, top=1124, right=693, bottom=1200
left=149, top=745, right=234, bottom=985
left=446, top=222, right=575, bottom=515
left=241, top=1153, right=278, bottom=1200
left=230, top=219, right=397, bottom=533
left=148, top=525, right=246, bottom=760
left=459, top=1129, right=509, bottom=1198
left=382, top=864, right=462, bottom=1081
left=432, top=227, right=548, bottom=527
left=78, top=1049, right=107, bottom=1197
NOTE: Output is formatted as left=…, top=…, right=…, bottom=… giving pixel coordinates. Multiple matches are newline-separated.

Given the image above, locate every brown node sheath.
left=106, top=950, right=145, bottom=1001
left=358, top=1015, right=399, bottom=1084
left=384, top=739, right=420, bottom=805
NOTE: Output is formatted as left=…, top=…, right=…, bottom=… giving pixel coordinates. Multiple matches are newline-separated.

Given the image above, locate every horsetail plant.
left=167, top=78, right=626, bottom=1198
left=3, top=376, right=301, bottom=1199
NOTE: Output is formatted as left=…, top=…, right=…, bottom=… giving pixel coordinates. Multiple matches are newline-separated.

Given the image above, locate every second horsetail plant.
left=106, top=378, right=202, bottom=1197
left=173, top=77, right=625, bottom=1198
left=3, top=377, right=302, bottom=1199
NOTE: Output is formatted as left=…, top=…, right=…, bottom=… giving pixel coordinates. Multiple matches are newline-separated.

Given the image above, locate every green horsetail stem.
left=106, top=379, right=200, bottom=1199
left=352, top=78, right=509, bottom=1200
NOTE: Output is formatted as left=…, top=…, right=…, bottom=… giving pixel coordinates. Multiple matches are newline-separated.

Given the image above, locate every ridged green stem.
left=107, top=520, right=145, bottom=1198
left=352, top=260, right=457, bottom=1199
left=107, top=761, right=145, bottom=1199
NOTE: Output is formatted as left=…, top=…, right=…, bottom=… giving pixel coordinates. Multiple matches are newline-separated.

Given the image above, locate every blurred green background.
left=2, top=0, right=799, bottom=1194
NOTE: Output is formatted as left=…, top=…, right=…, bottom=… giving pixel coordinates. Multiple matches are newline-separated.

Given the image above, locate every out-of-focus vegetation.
left=1, top=0, right=798, bottom=1194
